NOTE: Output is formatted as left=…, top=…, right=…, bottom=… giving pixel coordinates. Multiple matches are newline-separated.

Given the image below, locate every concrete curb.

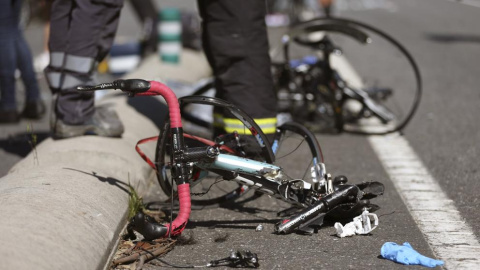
left=0, top=50, right=211, bottom=270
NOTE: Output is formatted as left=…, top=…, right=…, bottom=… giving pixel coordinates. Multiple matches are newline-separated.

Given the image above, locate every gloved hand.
left=381, top=242, right=444, bottom=268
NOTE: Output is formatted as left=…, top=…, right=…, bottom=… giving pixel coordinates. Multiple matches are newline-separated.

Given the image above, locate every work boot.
left=22, top=100, right=46, bottom=119
left=52, top=106, right=124, bottom=139
left=0, top=108, right=20, bottom=124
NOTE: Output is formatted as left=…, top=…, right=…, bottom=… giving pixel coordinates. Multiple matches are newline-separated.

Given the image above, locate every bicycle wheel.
left=180, top=78, right=215, bottom=130
left=155, top=96, right=275, bottom=206
left=272, top=121, right=324, bottom=187
left=284, top=17, right=422, bottom=135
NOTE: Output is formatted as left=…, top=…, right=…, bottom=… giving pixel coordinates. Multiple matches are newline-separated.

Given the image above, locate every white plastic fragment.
left=255, top=224, right=263, bottom=232
left=334, top=210, right=379, bottom=238
left=334, top=220, right=357, bottom=237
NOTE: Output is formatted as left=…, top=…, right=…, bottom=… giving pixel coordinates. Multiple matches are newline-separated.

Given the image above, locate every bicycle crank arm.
left=343, top=86, right=395, bottom=123
left=274, top=185, right=359, bottom=234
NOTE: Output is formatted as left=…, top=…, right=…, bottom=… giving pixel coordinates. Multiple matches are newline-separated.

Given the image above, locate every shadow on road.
left=0, top=131, right=50, bottom=157
left=186, top=218, right=280, bottom=230
left=425, top=33, right=480, bottom=43
left=63, top=167, right=130, bottom=194
left=146, top=200, right=279, bottom=214
left=127, top=96, right=168, bottom=129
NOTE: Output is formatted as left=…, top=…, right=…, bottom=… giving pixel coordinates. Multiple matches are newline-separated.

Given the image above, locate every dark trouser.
left=45, top=0, right=123, bottom=124
left=129, top=0, right=157, bottom=54
left=0, top=0, right=41, bottom=110
left=197, top=0, right=277, bottom=136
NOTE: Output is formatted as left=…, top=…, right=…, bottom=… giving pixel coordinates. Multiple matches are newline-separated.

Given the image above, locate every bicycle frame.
left=77, top=79, right=384, bottom=239
left=195, top=152, right=316, bottom=207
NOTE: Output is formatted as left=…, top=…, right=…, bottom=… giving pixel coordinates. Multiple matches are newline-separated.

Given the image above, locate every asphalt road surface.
left=1, top=0, right=479, bottom=269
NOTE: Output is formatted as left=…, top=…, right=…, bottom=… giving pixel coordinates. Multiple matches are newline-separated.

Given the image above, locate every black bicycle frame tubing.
left=170, top=127, right=190, bottom=185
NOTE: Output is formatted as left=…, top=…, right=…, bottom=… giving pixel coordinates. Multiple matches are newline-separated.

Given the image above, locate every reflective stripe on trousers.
left=45, top=53, right=96, bottom=91
left=213, top=114, right=277, bottom=135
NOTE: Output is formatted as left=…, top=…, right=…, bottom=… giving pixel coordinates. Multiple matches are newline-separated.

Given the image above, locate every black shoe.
left=52, top=106, right=124, bottom=139
left=22, top=100, right=46, bottom=119
left=0, top=108, right=20, bottom=123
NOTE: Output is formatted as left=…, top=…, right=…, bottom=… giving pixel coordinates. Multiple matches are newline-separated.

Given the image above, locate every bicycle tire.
left=272, top=121, right=324, bottom=187
left=180, top=78, right=215, bottom=130
left=285, top=17, right=422, bottom=135
left=155, top=96, right=275, bottom=206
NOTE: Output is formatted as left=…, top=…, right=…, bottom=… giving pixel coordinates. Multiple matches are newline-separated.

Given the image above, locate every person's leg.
left=198, top=0, right=277, bottom=141
left=45, top=0, right=124, bottom=137
left=96, top=2, right=124, bottom=62
left=33, top=0, right=53, bottom=73
left=0, top=1, right=18, bottom=113
left=128, top=0, right=157, bottom=54
left=15, top=26, right=47, bottom=119
left=56, top=1, right=121, bottom=125
left=0, top=38, right=17, bottom=112
left=44, top=0, right=80, bottom=126
left=44, top=0, right=73, bottom=93
left=53, top=0, right=123, bottom=125
left=12, top=0, right=46, bottom=119
left=15, top=33, right=40, bottom=102
left=46, top=0, right=120, bottom=116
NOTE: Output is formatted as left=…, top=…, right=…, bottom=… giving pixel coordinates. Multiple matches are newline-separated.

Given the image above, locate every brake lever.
left=77, top=79, right=151, bottom=97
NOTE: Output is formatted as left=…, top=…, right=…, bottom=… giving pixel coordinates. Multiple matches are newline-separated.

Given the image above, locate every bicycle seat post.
left=318, top=35, right=336, bottom=74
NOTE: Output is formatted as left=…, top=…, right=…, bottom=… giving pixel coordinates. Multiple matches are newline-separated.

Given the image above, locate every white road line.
left=369, top=134, right=480, bottom=269
left=331, top=54, right=480, bottom=269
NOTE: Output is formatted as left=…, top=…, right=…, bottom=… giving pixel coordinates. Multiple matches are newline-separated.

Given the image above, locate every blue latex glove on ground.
left=381, top=242, right=444, bottom=268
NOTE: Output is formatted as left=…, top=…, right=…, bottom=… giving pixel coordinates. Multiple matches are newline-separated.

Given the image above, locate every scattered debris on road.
left=334, top=209, right=379, bottom=237
left=111, top=238, right=176, bottom=270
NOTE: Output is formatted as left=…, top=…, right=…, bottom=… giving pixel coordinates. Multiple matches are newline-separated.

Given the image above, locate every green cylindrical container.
left=158, top=8, right=182, bottom=64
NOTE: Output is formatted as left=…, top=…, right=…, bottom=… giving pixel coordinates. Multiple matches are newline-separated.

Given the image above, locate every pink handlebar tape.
left=166, top=183, right=191, bottom=236
left=136, top=81, right=182, bottom=128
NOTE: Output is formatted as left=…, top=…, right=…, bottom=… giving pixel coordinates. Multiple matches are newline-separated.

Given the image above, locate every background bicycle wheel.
left=332, top=24, right=420, bottom=134
left=284, top=20, right=420, bottom=134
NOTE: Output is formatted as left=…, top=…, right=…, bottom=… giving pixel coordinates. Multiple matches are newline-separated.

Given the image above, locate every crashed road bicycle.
left=78, top=79, right=384, bottom=239
left=182, top=17, right=422, bottom=135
